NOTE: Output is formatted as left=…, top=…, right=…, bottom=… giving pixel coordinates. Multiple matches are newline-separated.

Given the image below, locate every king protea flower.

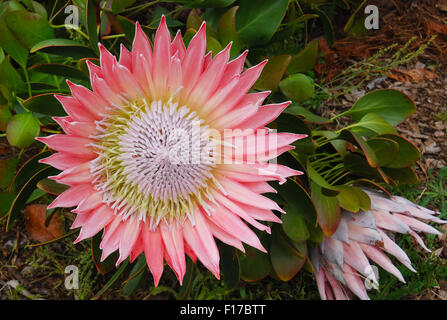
left=36, top=17, right=305, bottom=285
left=311, top=189, right=446, bottom=300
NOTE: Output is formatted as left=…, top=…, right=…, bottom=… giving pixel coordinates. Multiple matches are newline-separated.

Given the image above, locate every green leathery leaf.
left=339, top=129, right=378, bottom=168
left=254, top=55, right=291, bottom=92
left=6, top=166, right=59, bottom=231
left=92, top=258, right=130, bottom=300
left=350, top=113, right=397, bottom=135
left=281, top=204, right=310, bottom=242
left=379, top=134, right=421, bottom=168
left=0, top=18, right=28, bottom=68
left=342, top=89, right=417, bottom=126
left=279, top=73, right=315, bottom=102
left=177, top=257, right=195, bottom=299
left=0, top=157, right=18, bottom=189
left=311, top=182, right=341, bottom=237
left=121, top=255, right=148, bottom=297
left=336, top=185, right=360, bottom=213
left=31, top=39, right=95, bottom=59
left=0, top=192, right=15, bottom=218
left=217, top=6, right=243, bottom=58
left=0, top=105, right=13, bottom=130
left=239, top=241, right=271, bottom=282
left=236, top=0, right=288, bottom=46
left=220, top=244, right=240, bottom=290
left=276, top=178, right=317, bottom=225
left=29, top=63, right=88, bottom=81
left=366, top=137, right=399, bottom=167
left=383, top=167, right=419, bottom=185
left=270, top=228, right=305, bottom=281
left=285, top=104, right=331, bottom=125
left=6, top=113, right=40, bottom=148
left=5, top=10, right=54, bottom=48
left=11, top=151, right=52, bottom=193
left=22, top=93, right=67, bottom=116
left=287, top=40, right=319, bottom=74
left=86, top=0, right=99, bottom=56
left=36, top=178, right=69, bottom=195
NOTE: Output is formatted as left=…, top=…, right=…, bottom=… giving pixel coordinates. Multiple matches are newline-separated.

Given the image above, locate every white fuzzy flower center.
left=89, top=100, right=219, bottom=226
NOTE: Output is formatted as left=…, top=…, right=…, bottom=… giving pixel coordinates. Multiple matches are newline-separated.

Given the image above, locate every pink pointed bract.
left=311, top=188, right=446, bottom=300
left=37, top=17, right=305, bottom=285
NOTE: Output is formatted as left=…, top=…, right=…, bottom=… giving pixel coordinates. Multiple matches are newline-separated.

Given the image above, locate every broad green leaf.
left=282, top=204, right=309, bottom=242
left=170, top=0, right=236, bottom=8
left=177, top=257, right=195, bottom=299
left=383, top=167, right=419, bottom=185
left=349, top=186, right=371, bottom=211
left=92, top=259, right=130, bottom=300
left=31, top=39, right=95, bottom=59
left=6, top=113, right=40, bottom=148
left=29, top=63, right=88, bottom=80
left=254, top=55, right=291, bottom=91
left=149, top=7, right=184, bottom=28
left=350, top=113, right=397, bottom=135
left=11, top=150, right=52, bottom=192
left=26, top=187, right=46, bottom=203
left=0, top=192, right=15, bottom=218
left=311, top=182, right=341, bottom=237
left=6, top=165, right=59, bottom=230
left=366, top=137, right=398, bottom=167
left=121, top=255, right=148, bottom=297
left=279, top=73, right=315, bottom=102
left=217, top=6, right=243, bottom=58
left=111, top=0, right=136, bottom=12
left=343, top=0, right=366, bottom=33
left=315, top=130, right=347, bottom=155
left=239, top=245, right=271, bottom=282
left=183, top=28, right=197, bottom=47
left=37, top=178, right=69, bottom=195
left=285, top=104, right=331, bottom=124
left=220, top=244, right=240, bottom=290
left=336, top=186, right=360, bottom=213
left=314, top=8, right=334, bottom=46
left=379, top=134, right=421, bottom=168
left=0, top=18, right=28, bottom=68
left=86, top=0, right=99, bottom=56
left=5, top=10, right=54, bottom=48
left=343, top=89, right=417, bottom=126
left=236, top=0, right=288, bottom=46
left=270, top=228, right=305, bottom=281
left=0, top=158, right=18, bottom=189
left=0, top=105, right=12, bottom=130
left=287, top=40, right=319, bottom=74
left=276, top=178, right=317, bottom=225
left=186, top=8, right=202, bottom=30
left=339, top=129, right=378, bottom=168
left=206, top=35, right=223, bottom=56
left=22, top=93, right=67, bottom=116
left=343, top=152, right=387, bottom=183
left=275, top=112, right=314, bottom=155
left=116, top=15, right=136, bottom=42
left=0, top=53, right=27, bottom=93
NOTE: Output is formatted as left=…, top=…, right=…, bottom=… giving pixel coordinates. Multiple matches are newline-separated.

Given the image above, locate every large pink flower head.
left=37, top=16, right=305, bottom=284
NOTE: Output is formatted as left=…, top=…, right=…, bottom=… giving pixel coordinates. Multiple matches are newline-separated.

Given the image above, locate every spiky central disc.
left=90, top=100, right=217, bottom=225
